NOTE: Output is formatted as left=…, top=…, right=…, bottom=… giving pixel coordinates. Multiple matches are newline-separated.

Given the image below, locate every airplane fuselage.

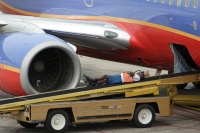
left=0, top=0, right=200, bottom=69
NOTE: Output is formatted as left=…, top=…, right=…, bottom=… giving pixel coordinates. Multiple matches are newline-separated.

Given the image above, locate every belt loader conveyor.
left=0, top=70, right=199, bottom=133
left=0, top=70, right=199, bottom=113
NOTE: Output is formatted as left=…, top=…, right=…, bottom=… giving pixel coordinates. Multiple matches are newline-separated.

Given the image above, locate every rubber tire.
left=18, top=121, right=39, bottom=128
left=44, top=109, right=69, bottom=133
left=132, top=104, right=155, bottom=128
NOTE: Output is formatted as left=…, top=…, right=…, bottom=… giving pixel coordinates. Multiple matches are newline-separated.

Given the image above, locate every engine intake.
left=0, top=33, right=81, bottom=95
left=28, top=48, right=74, bottom=93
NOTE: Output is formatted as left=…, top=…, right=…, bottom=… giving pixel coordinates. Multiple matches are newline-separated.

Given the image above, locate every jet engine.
left=0, top=32, right=81, bottom=96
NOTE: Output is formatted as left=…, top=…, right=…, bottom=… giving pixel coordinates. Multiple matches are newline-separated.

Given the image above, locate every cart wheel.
left=18, top=120, right=39, bottom=128
left=132, top=104, right=155, bottom=128
left=45, top=109, right=69, bottom=133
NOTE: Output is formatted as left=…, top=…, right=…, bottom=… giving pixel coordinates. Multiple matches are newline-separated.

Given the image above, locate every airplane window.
left=161, top=0, right=165, bottom=3
left=84, top=0, right=93, bottom=7
left=177, top=0, right=182, bottom=6
left=169, top=0, right=173, bottom=4
left=193, top=0, right=199, bottom=8
left=185, top=0, right=190, bottom=7
left=193, top=20, right=198, bottom=30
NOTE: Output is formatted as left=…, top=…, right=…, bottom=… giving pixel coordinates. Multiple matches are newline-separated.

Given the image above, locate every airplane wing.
left=0, top=13, right=131, bottom=96
left=0, top=14, right=131, bottom=50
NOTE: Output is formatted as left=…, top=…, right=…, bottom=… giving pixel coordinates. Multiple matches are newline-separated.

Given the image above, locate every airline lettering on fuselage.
left=84, top=0, right=93, bottom=7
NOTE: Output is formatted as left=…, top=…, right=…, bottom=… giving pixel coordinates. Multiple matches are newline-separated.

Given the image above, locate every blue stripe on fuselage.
left=1, top=0, right=200, bottom=36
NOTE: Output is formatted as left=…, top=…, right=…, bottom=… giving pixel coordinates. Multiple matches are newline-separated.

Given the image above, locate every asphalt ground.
left=0, top=56, right=199, bottom=133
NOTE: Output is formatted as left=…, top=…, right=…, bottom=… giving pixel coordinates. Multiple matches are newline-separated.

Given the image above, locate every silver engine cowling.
left=0, top=32, right=81, bottom=95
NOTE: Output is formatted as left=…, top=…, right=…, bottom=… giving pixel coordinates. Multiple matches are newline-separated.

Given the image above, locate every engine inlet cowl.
left=21, top=41, right=81, bottom=94
left=0, top=33, right=81, bottom=95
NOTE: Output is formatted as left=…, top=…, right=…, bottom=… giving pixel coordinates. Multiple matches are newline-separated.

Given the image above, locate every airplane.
left=0, top=0, right=200, bottom=96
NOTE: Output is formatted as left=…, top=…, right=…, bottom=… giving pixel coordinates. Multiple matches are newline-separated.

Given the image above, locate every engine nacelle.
left=0, top=32, right=81, bottom=95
